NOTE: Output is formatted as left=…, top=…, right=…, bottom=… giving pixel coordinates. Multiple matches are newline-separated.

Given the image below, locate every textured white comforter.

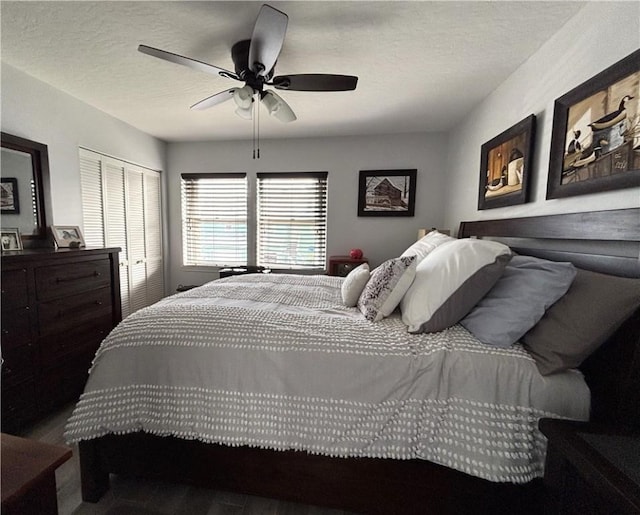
left=65, top=273, right=590, bottom=483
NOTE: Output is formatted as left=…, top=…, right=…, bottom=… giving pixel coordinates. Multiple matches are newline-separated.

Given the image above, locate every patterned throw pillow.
left=357, top=256, right=417, bottom=322
left=341, top=263, right=371, bottom=307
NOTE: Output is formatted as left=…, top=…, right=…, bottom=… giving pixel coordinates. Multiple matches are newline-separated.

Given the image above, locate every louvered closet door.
left=79, top=150, right=105, bottom=248
left=126, top=168, right=147, bottom=314
left=103, top=157, right=132, bottom=318
left=79, top=148, right=164, bottom=318
left=143, top=171, right=164, bottom=305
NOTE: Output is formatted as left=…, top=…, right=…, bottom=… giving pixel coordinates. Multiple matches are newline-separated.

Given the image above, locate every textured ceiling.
left=1, top=1, right=581, bottom=142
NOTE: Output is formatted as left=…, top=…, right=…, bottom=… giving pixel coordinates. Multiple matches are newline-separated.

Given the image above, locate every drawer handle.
left=55, top=271, right=102, bottom=283
left=2, top=329, right=9, bottom=335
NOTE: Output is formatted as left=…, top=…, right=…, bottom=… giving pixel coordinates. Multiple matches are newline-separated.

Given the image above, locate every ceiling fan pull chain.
left=252, top=95, right=256, bottom=159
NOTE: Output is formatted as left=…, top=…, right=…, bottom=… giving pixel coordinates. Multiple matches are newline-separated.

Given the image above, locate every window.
left=257, top=172, right=328, bottom=270
left=181, top=173, right=247, bottom=266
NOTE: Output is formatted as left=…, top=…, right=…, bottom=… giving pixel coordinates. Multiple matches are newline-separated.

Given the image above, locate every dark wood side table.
left=539, top=418, right=640, bottom=514
left=328, top=256, right=368, bottom=277
left=1, top=433, right=72, bottom=515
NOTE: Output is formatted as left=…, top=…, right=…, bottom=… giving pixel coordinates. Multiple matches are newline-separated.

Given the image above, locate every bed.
left=67, top=208, right=640, bottom=514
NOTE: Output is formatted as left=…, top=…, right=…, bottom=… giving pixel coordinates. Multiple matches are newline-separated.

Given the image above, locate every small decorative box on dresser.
left=1, top=247, right=121, bottom=434
left=328, top=256, right=368, bottom=277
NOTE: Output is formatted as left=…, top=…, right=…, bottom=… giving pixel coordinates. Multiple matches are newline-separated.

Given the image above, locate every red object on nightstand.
left=349, top=248, right=363, bottom=259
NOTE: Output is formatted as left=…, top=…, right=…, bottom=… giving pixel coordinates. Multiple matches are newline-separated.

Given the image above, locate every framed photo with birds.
left=547, top=48, right=640, bottom=199
left=478, top=114, right=536, bottom=210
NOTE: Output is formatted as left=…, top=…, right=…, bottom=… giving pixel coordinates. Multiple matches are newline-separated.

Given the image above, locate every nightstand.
left=328, top=256, right=368, bottom=277
left=1, top=433, right=72, bottom=515
left=539, top=418, right=640, bottom=514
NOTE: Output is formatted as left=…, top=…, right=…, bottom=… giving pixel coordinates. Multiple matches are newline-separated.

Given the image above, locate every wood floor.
left=23, top=404, right=357, bottom=515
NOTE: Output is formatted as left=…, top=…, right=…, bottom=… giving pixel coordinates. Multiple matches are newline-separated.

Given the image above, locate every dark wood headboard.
left=458, top=208, right=640, bottom=430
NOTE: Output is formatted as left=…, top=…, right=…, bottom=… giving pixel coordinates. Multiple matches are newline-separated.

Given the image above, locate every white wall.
left=4, top=1, right=638, bottom=294
left=1, top=63, right=167, bottom=227
left=443, top=2, right=640, bottom=233
left=167, top=133, right=448, bottom=289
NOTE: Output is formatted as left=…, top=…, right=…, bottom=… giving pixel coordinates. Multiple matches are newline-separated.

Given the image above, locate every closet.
left=79, top=148, right=164, bottom=317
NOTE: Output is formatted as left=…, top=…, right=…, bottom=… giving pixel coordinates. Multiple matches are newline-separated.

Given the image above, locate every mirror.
left=1, top=132, right=50, bottom=245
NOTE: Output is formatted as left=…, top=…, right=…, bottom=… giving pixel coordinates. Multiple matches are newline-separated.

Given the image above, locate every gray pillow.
left=521, top=268, right=640, bottom=375
left=460, top=256, right=577, bottom=348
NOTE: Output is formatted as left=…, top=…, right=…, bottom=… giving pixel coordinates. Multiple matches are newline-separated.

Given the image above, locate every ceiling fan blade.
left=190, top=88, right=236, bottom=110
left=138, top=44, right=239, bottom=80
left=271, top=74, right=358, bottom=92
left=248, top=4, right=288, bottom=77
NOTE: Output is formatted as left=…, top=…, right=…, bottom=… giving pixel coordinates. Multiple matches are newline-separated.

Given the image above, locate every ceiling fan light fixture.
left=235, top=104, right=253, bottom=120
left=233, top=85, right=254, bottom=109
left=262, top=90, right=296, bottom=123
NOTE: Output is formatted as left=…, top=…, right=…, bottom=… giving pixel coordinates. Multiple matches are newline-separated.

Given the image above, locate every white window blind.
left=181, top=173, right=247, bottom=267
left=257, top=172, right=328, bottom=270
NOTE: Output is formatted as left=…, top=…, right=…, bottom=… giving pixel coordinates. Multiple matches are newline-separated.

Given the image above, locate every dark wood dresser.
left=1, top=247, right=121, bottom=434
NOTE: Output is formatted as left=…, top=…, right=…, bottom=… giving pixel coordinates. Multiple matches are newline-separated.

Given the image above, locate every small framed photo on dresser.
left=51, top=225, right=85, bottom=248
left=1, top=228, right=22, bottom=252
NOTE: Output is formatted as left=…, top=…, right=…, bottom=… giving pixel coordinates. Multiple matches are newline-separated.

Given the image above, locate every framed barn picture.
left=547, top=49, right=640, bottom=199
left=0, top=177, right=20, bottom=214
left=357, top=169, right=417, bottom=217
left=478, top=114, right=536, bottom=210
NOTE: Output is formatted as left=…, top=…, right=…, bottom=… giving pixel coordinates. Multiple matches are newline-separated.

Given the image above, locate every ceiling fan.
left=138, top=4, right=358, bottom=124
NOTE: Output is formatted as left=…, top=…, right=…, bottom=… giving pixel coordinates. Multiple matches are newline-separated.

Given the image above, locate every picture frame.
left=51, top=225, right=86, bottom=248
left=478, top=114, right=536, bottom=210
left=547, top=49, right=640, bottom=199
left=1, top=228, right=23, bottom=251
left=357, top=169, right=417, bottom=217
left=0, top=177, right=20, bottom=214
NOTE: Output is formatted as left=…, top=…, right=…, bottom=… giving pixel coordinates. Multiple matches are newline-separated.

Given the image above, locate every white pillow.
left=357, top=256, right=417, bottom=322
left=400, top=239, right=511, bottom=333
left=341, top=263, right=371, bottom=307
left=401, top=230, right=456, bottom=263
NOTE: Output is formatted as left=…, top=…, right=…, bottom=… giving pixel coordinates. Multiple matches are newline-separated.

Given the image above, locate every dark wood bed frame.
left=79, top=208, right=640, bottom=514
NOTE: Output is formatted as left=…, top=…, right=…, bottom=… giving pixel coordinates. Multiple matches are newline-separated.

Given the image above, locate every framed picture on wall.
left=547, top=49, right=640, bottom=199
left=357, top=169, right=417, bottom=217
left=51, top=225, right=86, bottom=248
left=0, top=178, right=20, bottom=214
left=478, top=114, right=536, bottom=210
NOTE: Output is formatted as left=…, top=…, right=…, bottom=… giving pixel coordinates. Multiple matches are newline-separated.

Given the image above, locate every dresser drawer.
left=39, top=314, right=112, bottom=367
left=0, top=308, right=32, bottom=351
left=38, top=287, right=113, bottom=336
left=39, top=352, right=94, bottom=412
left=1, top=268, right=29, bottom=310
left=1, top=344, right=37, bottom=387
left=35, top=259, right=111, bottom=301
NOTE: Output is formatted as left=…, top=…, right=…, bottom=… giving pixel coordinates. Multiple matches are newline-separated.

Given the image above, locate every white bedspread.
left=65, top=273, right=590, bottom=483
